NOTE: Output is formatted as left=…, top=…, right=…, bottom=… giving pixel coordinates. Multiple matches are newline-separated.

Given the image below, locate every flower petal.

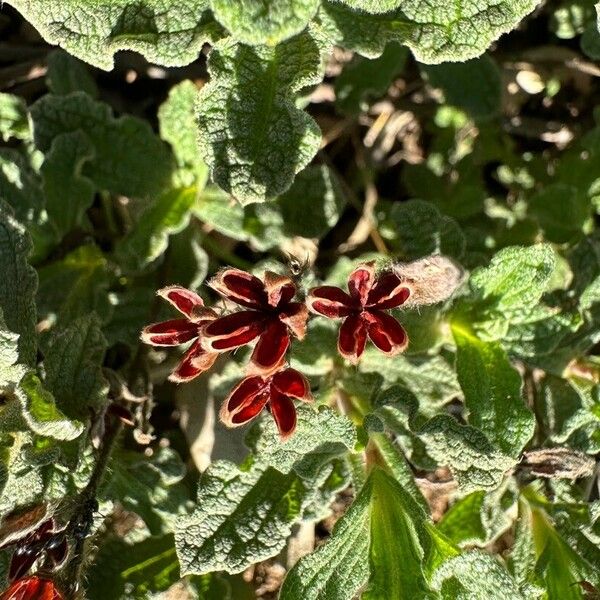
left=219, top=376, right=269, bottom=427
left=272, top=368, right=312, bottom=401
left=249, top=320, right=290, bottom=374
left=201, top=311, right=265, bottom=351
left=365, top=272, right=411, bottom=309
left=347, top=262, right=375, bottom=305
left=279, top=302, right=308, bottom=340
left=169, top=340, right=218, bottom=383
left=209, top=268, right=267, bottom=309
left=1, top=576, right=64, bottom=600
left=338, top=313, right=368, bottom=364
left=157, top=286, right=204, bottom=318
left=263, top=271, right=296, bottom=308
left=306, top=286, right=356, bottom=318
left=269, top=390, right=297, bottom=439
left=140, top=319, right=198, bottom=346
left=365, top=310, right=408, bottom=355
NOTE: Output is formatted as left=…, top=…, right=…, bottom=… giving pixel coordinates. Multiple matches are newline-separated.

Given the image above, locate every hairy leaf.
left=41, top=131, right=96, bottom=240
left=31, top=92, right=173, bottom=198
left=419, top=415, right=515, bottom=492
left=17, top=372, right=84, bottom=441
left=431, top=550, right=528, bottom=599
left=320, top=0, right=540, bottom=63
left=43, top=314, right=108, bottom=420
left=452, top=323, right=534, bottom=457
left=197, top=33, right=324, bottom=204
left=115, top=187, right=197, bottom=271
left=37, top=245, right=112, bottom=326
left=248, top=405, right=357, bottom=476
left=210, top=0, right=320, bottom=45
left=6, top=0, right=221, bottom=70
left=176, top=460, right=315, bottom=575
left=0, top=201, right=38, bottom=365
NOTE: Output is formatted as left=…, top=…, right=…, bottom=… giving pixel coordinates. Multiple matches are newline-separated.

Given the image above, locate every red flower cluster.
left=141, top=263, right=410, bottom=438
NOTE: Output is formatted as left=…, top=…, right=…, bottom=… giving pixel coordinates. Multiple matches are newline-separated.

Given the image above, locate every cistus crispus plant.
left=0, top=0, right=599, bottom=598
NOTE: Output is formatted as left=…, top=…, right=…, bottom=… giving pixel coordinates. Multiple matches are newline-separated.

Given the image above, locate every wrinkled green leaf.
left=115, top=186, right=197, bottom=270
left=0, top=201, right=38, bottom=365
left=31, top=92, right=173, bottom=198
left=43, top=314, right=108, bottom=420
left=210, top=0, right=320, bottom=45
left=420, top=415, right=515, bottom=492
left=320, top=0, right=540, bottom=63
left=0, top=94, right=29, bottom=142
left=452, top=323, right=534, bottom=457
left=197, top=33, right=324, bottom=204
left=6, top=0, right=221, bottom=70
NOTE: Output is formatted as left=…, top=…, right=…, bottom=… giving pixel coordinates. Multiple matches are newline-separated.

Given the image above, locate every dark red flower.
left=140, top=286, right=219, bottom=382
left=307, top=262, right=410, bottom=363
left=201, top=269, right=308, bottom=374
left=220, top=368, right=312, bottom=439
left=0, top=576, right=63, bottom=600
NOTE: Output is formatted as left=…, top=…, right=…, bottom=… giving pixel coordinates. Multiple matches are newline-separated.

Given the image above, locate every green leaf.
left=530, top=502, right=598, bottom=599
left=528, top=184, right=591, bottom=244
left=5, top=0, right=221, bottom=71
left=37, top=245, right=112, bottom=326
left=431, top=550, right=528, bottom=599
left=41, top=131, right=96, bottom=240
left=87, top=534, right=180, bottom=600
left=421, top=55, right=502, bottom=119
left=333, top=0, right=404, bottom=14
left=467, top=244, right=556, bottom=327
left=0, top=93, right=29, bottom=141
left=363, top=469, right=433, bottom=600
left=158, top=80, right=209, bottom=187
left=361, top=352, right=461, bottom=411
left=248, top=405, right=357, bottom=476
left=379, top=198, right=465, bottom=260
left=419, top=415, right=515, bottom=492
left=115, top=187, right=197, bottom=271
left=210, top=0, right=320, bottom=45
left=30, top=92, right=173, bottom=198
left=43, top=314, right=108, bottom=420
left=17, top=372, right=84, bottom=441
left=176, top=460, right=316, bottom=575
left=0, top=317, right=27, bottom=389
left=245, top=162, right=348, bottom=247
left=281, top=467, right=455, bottom=600
left=452, top=323, right=534, bottom=457
left=193, top=186, right=247, bottom=240
left=46, top=50, right=98, bottom=97
left=0, top=201, right=38, bottom=365
left=103, top=447, right=190, bottom=535
left=197, top=33, right=324, bottom=204
left=279, top=467, right=371, bottom=600
left=437, top=491, right=488, bottom=545
left=335, top=42, right=408, bottom=114
left=320, top=0, right=540, bottom=63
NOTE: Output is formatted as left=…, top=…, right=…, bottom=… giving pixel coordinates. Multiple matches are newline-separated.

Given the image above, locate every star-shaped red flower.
left=200, top=269, right=308, bottom=374
left=140, top=286, right=218, bottom=382
left=220, top=367, right=312, bottom=439
left=307, top=262, right=410, bottom=363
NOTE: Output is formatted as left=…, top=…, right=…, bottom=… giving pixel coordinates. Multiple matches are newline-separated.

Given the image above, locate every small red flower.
left=140, top=286, right=219, bottom=382
left=220, top=368, right=313, bottom=439
left=307, top=262, right=410, bottom=363
left=0, top=576, right=63, bottom=600
left=201, top=269, right=308, bottom=374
